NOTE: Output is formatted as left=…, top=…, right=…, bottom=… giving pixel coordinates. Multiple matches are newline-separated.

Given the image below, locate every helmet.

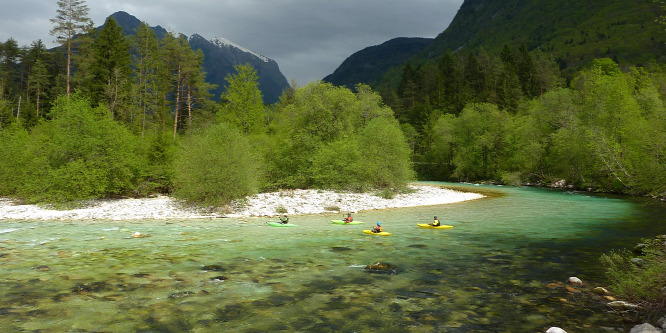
left=377, top=222, right=381, bottom=225
left=434, top=216, right=437, bottom=219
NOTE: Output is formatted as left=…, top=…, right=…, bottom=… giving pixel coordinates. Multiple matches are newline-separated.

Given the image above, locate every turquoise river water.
left=1, top=183, right=665, bottom=332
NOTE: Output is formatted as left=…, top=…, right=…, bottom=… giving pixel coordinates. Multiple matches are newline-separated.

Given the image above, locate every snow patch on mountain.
left=210, top=36, right=269, bottom=63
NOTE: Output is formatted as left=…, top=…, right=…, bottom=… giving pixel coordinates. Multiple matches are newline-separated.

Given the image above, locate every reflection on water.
left=1, top=183, right=665, bottom=332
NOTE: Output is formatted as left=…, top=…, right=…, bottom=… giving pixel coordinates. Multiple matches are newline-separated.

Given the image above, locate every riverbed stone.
left=629, top=323, right=661, bottom=333
left=567, top=277, right=583, bottom=285
left=551, top=179, right=567, bottom=188
left=607, top=300, right=639, bottom=310
left=593, top=287, right=610, bottom=295
left=546, top=327, right=567, bottom=333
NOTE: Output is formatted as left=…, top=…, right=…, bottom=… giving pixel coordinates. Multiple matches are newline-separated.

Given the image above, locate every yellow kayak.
left=363, top=230, right=392, bottom=236
left=417, top=223, right=453, bottom=229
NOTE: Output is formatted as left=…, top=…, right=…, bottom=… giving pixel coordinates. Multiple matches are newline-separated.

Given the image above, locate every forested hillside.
left=367, top=0, right=666, bottom=198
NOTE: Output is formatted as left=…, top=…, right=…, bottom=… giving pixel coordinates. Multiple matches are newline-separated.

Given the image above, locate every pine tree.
left=89, top=17, right=131, bottom=119
left=50, top=0, right=93, bottom=97
left=132, top=22, right=160, bottom=136
left=28, top=59, right=48, bottom=119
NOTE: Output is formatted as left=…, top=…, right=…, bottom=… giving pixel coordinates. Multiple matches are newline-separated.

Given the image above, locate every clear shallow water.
left=1, top=183, right=665, bottom=332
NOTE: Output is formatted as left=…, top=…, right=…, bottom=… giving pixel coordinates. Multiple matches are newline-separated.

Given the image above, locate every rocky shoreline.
left=0, top=184, right=485, bottom=220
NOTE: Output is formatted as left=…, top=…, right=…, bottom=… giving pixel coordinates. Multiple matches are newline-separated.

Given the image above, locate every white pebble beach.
left=0, top=184, right=484, bottom=220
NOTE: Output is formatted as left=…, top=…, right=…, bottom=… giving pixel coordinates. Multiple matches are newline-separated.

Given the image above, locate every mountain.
left=364, top=0, right=665, bottom=89
left=188, top=35, right=289, bottom=104
left=107, top=11, right=289, bottom=104
left=322, top=37, right=433, bottom=89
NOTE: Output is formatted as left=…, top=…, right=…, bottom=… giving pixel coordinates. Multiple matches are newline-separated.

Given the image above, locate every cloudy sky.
left=0, top=0, right=463, bottom=85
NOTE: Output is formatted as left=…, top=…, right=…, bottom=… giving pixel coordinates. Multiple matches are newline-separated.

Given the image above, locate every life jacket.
left=432, top=219, right=440, bottom=226
left=345, top=216, right=353, bottom=222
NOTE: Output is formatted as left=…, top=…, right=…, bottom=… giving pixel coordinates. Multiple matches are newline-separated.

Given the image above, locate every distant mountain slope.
left=322, top=37, right=433, bottom=89
left=108, top=11, right=289, bottom=104
left=418, top=0, right=665, bottom=68
left=372, top=0, right=665, bottom=89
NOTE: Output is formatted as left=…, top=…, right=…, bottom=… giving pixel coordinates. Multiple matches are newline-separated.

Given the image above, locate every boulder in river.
left=364, top=262, right=398, bottom=274
left=629, top=323, right=661, bottom=333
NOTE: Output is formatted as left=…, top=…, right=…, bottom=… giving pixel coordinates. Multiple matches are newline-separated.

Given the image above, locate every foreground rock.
left=630, top=323, right=662, bottom=333
left=545, top=328, right=567, bottom=333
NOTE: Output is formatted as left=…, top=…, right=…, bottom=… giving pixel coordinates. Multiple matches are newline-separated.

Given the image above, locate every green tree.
left=358, top=117, right=415, bottom=189
left=218, top=64, right=265, bottom=135
left=50, top=0, right=93, bottom=97
left=173, top=122, right=260, bottom=205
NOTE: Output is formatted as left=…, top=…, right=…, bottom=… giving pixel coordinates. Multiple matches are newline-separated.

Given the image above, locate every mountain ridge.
left=107, top=11, right=288, bottom=104
left=322, top=37, right=433, bottom=89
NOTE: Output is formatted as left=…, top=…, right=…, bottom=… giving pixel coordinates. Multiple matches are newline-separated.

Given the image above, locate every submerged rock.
left=364, top=262, right=398, bottom=274
left=202, top=265, right=225, bottom=271
left=592, top=287, right=610, bottom=295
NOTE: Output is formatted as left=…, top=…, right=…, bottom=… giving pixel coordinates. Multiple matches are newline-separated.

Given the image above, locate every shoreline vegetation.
left=0, top=184, right=486, bottom=221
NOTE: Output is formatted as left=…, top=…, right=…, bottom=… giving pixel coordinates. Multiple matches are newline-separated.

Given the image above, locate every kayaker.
left=279, top=214, right=289, bottom=224
left=431, top=216, right=441, bottom=227
left=344, top=213, right=353, bottom=223
left=372, top=222, right=382, bottom=233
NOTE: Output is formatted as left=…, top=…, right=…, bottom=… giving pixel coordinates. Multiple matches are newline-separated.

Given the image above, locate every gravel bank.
left=0, top=184, right=484, bottom=220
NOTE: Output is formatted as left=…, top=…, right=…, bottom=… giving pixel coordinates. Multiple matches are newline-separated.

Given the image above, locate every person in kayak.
left=279, top=214, right=289, bottom=224
left=344, top=213, right=353, bottom=223
left=430, top=216, right=441, bottom=227
left=372, top=222, right=382, bottom=233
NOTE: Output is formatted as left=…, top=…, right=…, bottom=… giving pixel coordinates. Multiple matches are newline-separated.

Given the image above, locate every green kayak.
left=267, top=222, right=297, bottom=227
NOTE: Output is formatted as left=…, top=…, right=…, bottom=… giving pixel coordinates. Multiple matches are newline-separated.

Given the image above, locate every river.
left=1, top=183, right=665, bottom=332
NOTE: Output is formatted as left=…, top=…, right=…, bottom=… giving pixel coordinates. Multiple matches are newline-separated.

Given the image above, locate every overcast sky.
left=0, top=0, right=463, bottom=85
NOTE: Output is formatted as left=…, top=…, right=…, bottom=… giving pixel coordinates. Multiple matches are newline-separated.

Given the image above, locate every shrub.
left=601, top=238, right=666, bottom=321
left=172, top=122, right=260, bottom=206
left=14, top=94, right=141, bottom=203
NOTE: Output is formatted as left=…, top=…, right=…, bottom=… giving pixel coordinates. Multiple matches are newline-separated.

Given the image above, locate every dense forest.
left=0, top=10, right=413, bottom=206
left=379, top=44, right=666, bottom=198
